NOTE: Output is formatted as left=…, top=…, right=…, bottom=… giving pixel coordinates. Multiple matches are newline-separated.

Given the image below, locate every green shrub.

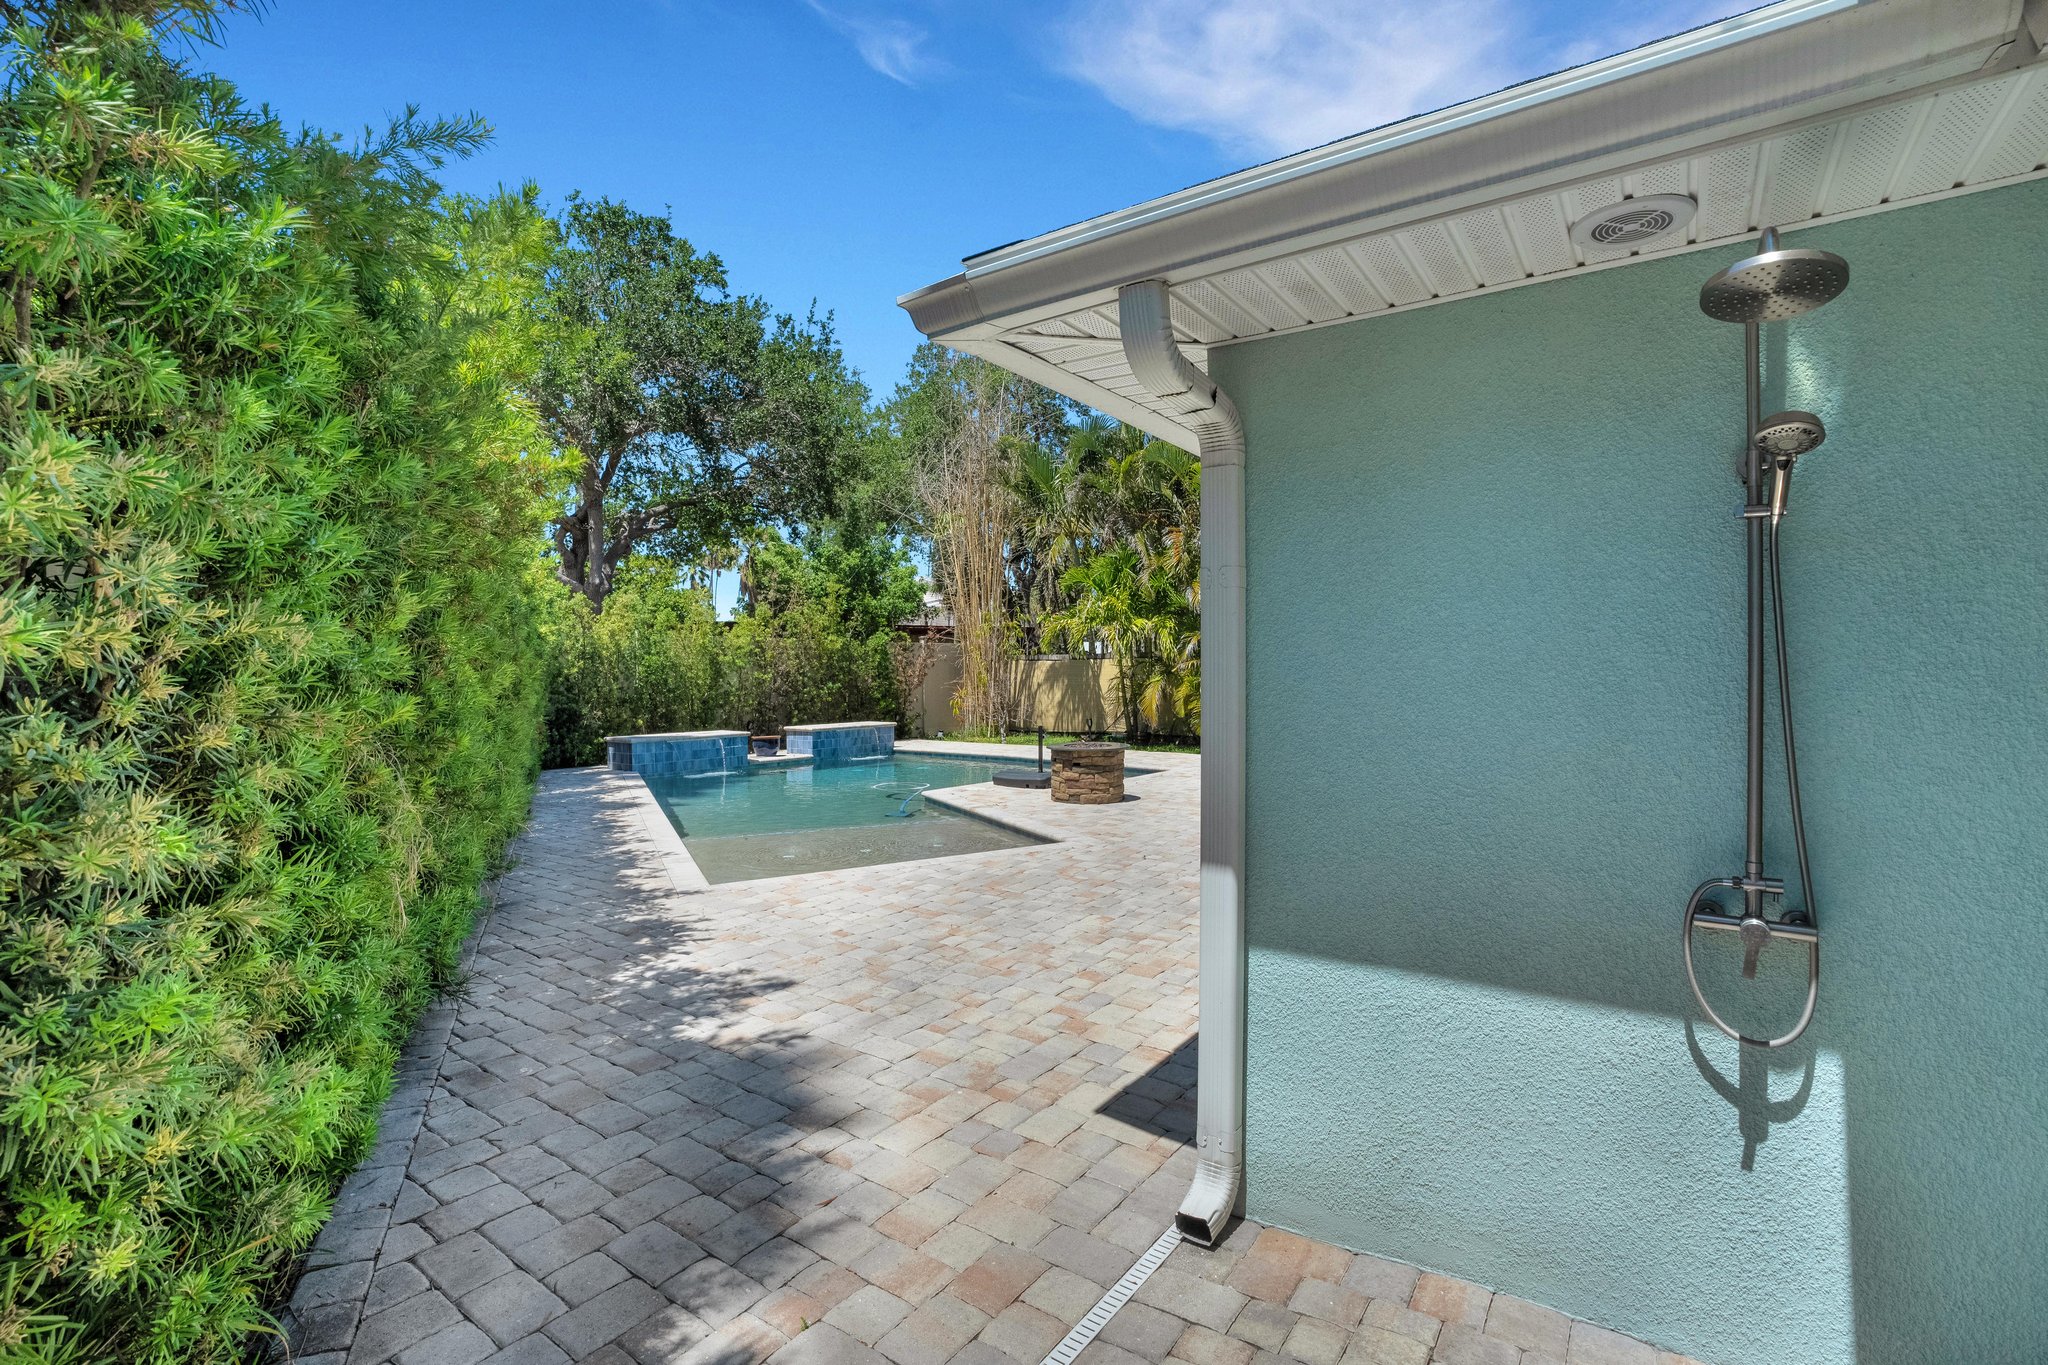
left=722, top=598, right=905, bottom=738
left=538, top=557, right=909, bottom=767
left=0, top=7, right=548, bottom=1360
left=537, top=563, right=730, bottom=764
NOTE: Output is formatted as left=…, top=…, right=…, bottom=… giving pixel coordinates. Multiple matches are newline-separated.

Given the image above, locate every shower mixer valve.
left=1683, top=881, right=1820, bottom=1035
left=1682, top=227, right=1841, bottom=1050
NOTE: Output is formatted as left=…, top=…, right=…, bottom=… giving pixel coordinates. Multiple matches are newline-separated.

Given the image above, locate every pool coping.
left=623, top=742, right=1097, bottom=888
left=614, top=769, right=713, bottom=893
left=619, top=739, right=1198, bottom=889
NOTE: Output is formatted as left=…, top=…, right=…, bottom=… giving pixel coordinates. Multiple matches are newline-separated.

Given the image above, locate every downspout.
left=1118, top=280, right=1245, bottom=1247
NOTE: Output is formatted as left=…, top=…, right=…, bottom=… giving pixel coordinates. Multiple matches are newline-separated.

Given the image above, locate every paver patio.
left=284, top=743, right=1691, bottom=1365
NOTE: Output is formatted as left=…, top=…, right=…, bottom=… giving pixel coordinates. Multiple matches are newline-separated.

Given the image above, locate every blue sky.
left=210, top=0, right=1750, bottom=399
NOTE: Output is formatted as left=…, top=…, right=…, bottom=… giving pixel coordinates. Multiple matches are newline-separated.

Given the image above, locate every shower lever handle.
left=1732, top=877, right=1785, bottom=978
left=1738, top=916, right=1773, bottom=978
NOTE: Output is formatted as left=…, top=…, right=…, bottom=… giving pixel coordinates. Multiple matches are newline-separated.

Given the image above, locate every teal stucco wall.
left=1213, top=178, right=2047, bottom=1365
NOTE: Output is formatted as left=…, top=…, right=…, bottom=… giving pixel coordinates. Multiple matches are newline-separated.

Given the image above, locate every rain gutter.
left=966, top=0, right=1862, bottom=279
left=899, top=0, right=2031, bottom=353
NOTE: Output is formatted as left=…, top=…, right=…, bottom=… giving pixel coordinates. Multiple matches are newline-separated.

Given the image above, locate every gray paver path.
left=285, top=744, right=1693, bottom=1365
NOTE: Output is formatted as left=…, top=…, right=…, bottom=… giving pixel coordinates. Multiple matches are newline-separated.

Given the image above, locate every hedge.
left=0, top=6, right=548, bottom=1359
left=537, top=564, right=907, bottom=769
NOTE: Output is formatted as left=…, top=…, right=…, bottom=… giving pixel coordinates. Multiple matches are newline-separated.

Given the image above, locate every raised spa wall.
left=604, top=730, right=748, bottom=777
left=784, top=721, right=895, bottom=763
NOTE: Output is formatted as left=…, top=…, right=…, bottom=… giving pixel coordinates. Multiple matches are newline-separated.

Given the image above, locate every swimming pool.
left=645, top=755, right=1045, bottom=884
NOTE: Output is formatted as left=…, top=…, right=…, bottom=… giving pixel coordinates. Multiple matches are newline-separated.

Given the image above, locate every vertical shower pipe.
left=1742, top=238, right=1768, bottom=924
left=1118, top=280, right=1246, bottom=1246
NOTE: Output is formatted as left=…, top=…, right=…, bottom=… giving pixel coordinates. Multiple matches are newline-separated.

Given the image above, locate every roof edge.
left=900, top=0, right=2030, bottom=346
left=960, top=0, right=1860, bottom=278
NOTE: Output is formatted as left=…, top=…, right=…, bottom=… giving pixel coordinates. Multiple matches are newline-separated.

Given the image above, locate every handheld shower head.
left=1700, top=247, right=1849, bottom=324
left=1756, top=411, right=1825, bottom=459
left=1756, top=411, right=1826, bottom=522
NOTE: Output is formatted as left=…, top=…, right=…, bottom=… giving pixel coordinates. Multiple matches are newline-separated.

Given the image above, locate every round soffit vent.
left=1568, top=194, right=1698, bottom=250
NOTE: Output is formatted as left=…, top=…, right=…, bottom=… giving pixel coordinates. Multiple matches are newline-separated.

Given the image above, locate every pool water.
left=646, top=755, right=1045, bottom=884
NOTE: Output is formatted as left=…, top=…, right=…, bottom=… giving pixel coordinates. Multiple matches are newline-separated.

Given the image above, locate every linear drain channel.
left=1041, top=1226, right=1183, bottom=1365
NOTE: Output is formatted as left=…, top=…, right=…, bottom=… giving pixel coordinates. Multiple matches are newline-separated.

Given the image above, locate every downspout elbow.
left=1118, top=280, right=1245, bottom=466
left=1119, top=279, right=1246, bottom=1249
left=1176, top=1149, right=1243, bottom=1248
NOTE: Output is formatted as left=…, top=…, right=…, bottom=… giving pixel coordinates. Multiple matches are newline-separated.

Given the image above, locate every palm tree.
left=1010, top=417, right=1202, bottom=735
left=1006, top=443, right=1082, bottom=635
left=689, top=539, right=738, bottom=593
left=1042, top=547, right=1149, bottom=727
left=1042, top=539, right=1200, bottom=734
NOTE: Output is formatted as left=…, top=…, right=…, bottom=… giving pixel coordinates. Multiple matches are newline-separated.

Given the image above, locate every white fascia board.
left=961, top=0, right=1866, bottom=278
left=915, top=58, right=2024, bottom=349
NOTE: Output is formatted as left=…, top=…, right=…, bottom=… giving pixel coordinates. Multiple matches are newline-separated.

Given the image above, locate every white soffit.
left=898, top=0, right=2048, bottom=447
left=995, top=66, right=2048, bottom=445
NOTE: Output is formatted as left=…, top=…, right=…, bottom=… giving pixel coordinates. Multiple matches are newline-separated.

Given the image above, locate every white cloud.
left=805, top=1, right=939, bottom=85
left=1059, top=0, right=1736, bottom=159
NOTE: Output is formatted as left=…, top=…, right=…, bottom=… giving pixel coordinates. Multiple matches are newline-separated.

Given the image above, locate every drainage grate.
left=1040, top=1226, right=1183, bottom=1365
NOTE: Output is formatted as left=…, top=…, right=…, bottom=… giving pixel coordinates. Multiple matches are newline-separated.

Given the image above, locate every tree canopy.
left=537, top=197, right=868, bottom=610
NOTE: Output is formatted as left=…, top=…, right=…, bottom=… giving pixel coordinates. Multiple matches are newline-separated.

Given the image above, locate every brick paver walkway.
left=284, top=744, right=1694, bottom=1365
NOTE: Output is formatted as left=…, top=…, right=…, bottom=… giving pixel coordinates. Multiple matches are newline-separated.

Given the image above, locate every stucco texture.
left=1215, top=178, right=2047, bottom=1365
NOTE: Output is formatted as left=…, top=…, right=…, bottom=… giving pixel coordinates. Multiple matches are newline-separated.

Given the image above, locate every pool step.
left=746, top=753, right=815, bottom=770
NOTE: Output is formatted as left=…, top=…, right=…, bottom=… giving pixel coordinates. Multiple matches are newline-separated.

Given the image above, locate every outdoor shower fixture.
left=1683, top=227, right=1846, bottom=1049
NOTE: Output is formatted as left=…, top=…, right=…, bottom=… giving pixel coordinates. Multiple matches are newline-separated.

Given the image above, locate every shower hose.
left=1768, top=520, right=1818, bottom=929
left=1682, top=510, right=1824, bottom=1049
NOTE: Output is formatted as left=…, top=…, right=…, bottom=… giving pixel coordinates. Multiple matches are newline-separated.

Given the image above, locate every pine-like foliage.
left=0, top=5, right=549, bottom=1359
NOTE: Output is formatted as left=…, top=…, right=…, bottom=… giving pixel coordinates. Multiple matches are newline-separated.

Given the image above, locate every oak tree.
left=537, top=198, right=865, bottom=610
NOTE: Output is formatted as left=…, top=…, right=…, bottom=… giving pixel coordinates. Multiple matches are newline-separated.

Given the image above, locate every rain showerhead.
left=1700, top=247, right=1849, bottom=324
left=1756, top=411, right=1825, bottom=458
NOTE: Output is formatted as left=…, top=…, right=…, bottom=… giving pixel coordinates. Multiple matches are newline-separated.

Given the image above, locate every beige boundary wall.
left=906, top=642, right=1127, bottom=737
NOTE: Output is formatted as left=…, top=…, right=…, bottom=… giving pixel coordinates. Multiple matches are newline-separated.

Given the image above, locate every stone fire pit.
left=1050, top=741, right=1126, bottom=804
